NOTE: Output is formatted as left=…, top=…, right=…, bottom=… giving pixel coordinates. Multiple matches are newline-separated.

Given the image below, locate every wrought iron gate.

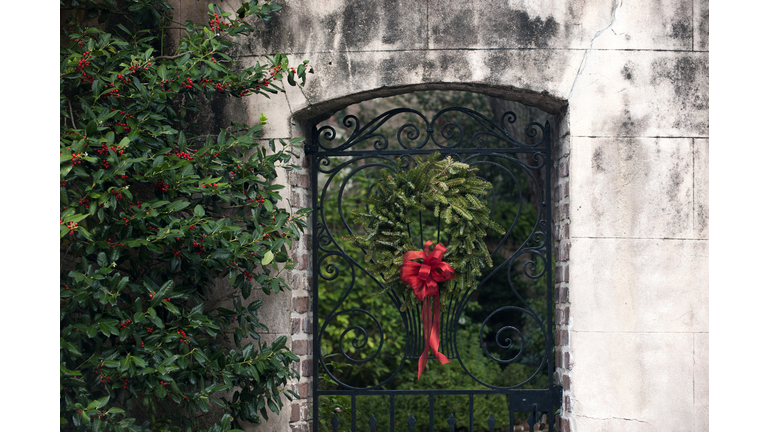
left=307, top=104, right=562, bottom=431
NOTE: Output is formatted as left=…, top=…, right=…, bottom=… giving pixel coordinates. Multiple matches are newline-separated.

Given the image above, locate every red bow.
left=400, top=241, right=455, bottom=378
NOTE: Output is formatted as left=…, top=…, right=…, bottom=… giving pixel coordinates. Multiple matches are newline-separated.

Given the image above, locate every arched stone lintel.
left=292, top=82, right=568, bottom=129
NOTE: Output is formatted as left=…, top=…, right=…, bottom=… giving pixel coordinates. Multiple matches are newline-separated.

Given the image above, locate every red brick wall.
left=288, top=154, right=313, bottom=432
left=553, top=112, right=572, bottom=432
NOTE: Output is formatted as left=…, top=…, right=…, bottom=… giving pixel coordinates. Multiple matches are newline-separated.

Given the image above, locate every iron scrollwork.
left=311, top=105, right=561, bottom=425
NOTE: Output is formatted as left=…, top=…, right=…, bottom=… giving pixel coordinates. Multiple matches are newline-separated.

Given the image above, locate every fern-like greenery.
left=348, top=153, right=506, bottom=310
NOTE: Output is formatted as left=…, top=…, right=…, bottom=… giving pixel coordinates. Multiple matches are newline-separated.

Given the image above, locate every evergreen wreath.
left=350, top=153, right=505, bottom=311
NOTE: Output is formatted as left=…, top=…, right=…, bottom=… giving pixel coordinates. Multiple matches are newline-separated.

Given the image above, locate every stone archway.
left=277, top=85, right=572, bottom=432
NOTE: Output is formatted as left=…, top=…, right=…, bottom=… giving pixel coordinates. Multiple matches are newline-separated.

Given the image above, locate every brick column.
left=288, top=155, right=313, bottom=432
left=553, top=112, right=572, bottom=432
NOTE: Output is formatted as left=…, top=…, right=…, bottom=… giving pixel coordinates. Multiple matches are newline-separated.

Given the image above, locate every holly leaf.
left=261, top=250, right=274, bottom=265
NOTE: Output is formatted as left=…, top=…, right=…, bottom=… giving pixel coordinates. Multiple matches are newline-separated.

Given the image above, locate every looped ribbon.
left=400, top=241, right=455, bottom=379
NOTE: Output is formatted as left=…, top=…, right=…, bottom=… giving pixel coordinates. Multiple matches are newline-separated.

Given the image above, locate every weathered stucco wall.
left=176, top=0, right=709, bottom=431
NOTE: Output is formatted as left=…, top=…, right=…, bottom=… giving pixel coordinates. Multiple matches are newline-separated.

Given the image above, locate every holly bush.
left=60, top=1, right=313, bottom=430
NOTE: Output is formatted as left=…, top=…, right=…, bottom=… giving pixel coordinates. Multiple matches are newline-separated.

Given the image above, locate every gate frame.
left=304, top=102, right=565, bottom=432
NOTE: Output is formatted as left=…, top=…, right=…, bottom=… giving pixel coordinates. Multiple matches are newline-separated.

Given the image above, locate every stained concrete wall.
left=176, top=0, right=709, bottom=431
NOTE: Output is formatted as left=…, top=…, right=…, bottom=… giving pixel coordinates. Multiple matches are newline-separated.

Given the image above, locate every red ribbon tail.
left=417, top=295, right=450, bottom=380
left=430, top=292, right=450, bottom=365
left=417, top=298, right=431, bottom=380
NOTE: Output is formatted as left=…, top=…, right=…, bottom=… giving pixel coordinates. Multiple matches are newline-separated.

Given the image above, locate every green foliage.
left=319, top=317, right=516, bottom=432
left=348, top=153, right=505, bottom=310
left=60, top=1, right=312, bottom=431
left=315, top=161, right=407, bottom=387
left=354, top=319, right=509, bottom=432
left=317, top=357, right=362, bottom=432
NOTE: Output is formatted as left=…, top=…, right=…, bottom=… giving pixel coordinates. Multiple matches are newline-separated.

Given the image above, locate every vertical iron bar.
left=529, top=405, right=538, bottom=432
left=440, top=292, right=448, bottom=356
left=444, top=292, right=452, bottom=357
left=351, top=395, right=357, bottom=432
left=417, top=301, right=423, bottom=355
left=551, top=405, right=555, bottom=432
left=508, top=392, right=515, bottom=432
left=407, top=299, right=418, bottom=358
left=369, top=414, right=377, bottom=432
left=544, top=121, right=554, bottom=391
left=469, top=394, right=474, bottom=432
left=332, top=414, right=339, bottom=432
left=449, top=287, right=461, bottom=357
left=415, top=300, right=422, bottom=357
left=402, top=295, right=411, bottom=358
left=405, top=303, right=414, bottom=357
left=311, top=149, right=320, bottom=432
left=429, top=394, right=435, bottom=432
left=390, top=395, right=395, bottom=432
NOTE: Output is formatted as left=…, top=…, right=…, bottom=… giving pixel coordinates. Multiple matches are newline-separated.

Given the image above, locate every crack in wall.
left=577, top=414, right=650, bottom=425
left=567, top=0, right=624, bottom=101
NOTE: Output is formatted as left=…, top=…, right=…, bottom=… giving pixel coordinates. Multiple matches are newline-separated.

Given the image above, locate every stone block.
left=294, top=253, right=309, bottom=271
left=556, top=287, right=569, bottom=304
left=569, top=50, right=708, bottom=138
left=293, top=296, right=310, bottom=313
left=555, top=131, right=571, bottom=159
left=241, top=81, right=293, bottom=139
left=170, top=0, right=209, bottom=49
left=291, top=272, right=310, bottom=293
left=291, top=339, right=311, bottom=356
left=570, top=137, right=694, bottom=239
left=289, top=170, right=310, bottom=189
left=558, top=110, right=571, bottom=140
left=571, top=332, right=694, bottom=430
left=694, top=0, right=709, bottom=51
left=570, top=238, right=708, bottom=333
left=301, top=358, right=313, bottom=377
left=291, top=190, right=310, bottom=208
left=241, top=395, right=291, bottom=432
left=251, top=287, right=292, bottom=334
left=428, top=0, right=616, bottom=50
left=275, top=168, right=291, bottom=212
left=295, top=49, right=582, bottom=119
left=694, top=138, right=708, bottom=239
left=694, top=332, right=708, bottom=431
left=298, top=381, right=311, bottom=398
left=591, top=0, right=693, bottom=51
left=229, top=0, right=428, bottom=57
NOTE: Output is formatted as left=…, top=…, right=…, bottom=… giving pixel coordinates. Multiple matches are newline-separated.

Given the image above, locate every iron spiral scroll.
left=309, top=105, right=562, bottom=425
